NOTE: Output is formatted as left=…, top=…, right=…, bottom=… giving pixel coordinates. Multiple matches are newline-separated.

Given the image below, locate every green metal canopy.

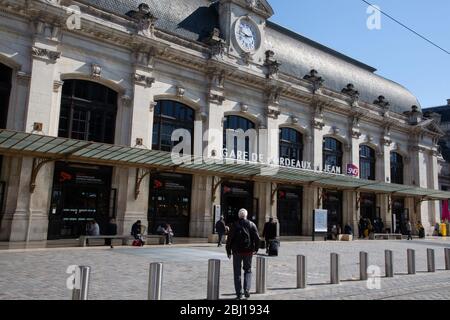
left=0, top=129, right=449, bottom=200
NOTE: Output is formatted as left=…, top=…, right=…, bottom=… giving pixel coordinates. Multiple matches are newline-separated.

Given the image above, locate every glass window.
left=323, top=137, right=342, bottom=168
left=0, top=63, right=12, bottom=129
left=152, top=100, right=194, bottom=152
left=58, top=80, right=117, bottom=144
left=223, top=115, right=256, bottom=161
left=390, top=152, right=404, bottom=184
left=360, top=145, right=376, bottom=180
left=279, top=128, right=303, bottom=163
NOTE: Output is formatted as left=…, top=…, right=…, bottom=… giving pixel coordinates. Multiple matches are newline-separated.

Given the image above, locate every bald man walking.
left=226, top=209, right=260, bottom=300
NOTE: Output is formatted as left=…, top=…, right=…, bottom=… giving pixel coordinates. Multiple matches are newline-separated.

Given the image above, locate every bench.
left=373, top=233, right=403, bottom=240
left=80, top=234, right=166, bottom=247
left=79, top=235, right=129, bottom=247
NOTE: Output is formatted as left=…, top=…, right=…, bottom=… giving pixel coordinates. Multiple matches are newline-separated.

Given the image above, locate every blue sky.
left=269, top=0, right=450, bottom=109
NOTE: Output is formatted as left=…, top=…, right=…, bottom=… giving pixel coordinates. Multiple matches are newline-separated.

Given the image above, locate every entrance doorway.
left=48, top=162, right=115, bottom=240
left=221, top=180, right=255, bottom=225
left=148, top=173, right=192, bottom=237
left=323, top=190, right=343, bottom=236
left=392, top=198, right=408, bottom=234
left=277, top=186, right=302, bottom=236
left=360, top=193, right=378, bottom=223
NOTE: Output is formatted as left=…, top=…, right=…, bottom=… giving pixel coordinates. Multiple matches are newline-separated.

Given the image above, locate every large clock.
left=234, top=17, right=260, bottom=53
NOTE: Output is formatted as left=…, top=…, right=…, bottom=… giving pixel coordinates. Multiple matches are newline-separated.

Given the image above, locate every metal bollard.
left=207, top=259, right=221, bottom=300
left=72, top=266, right=91, bottom=300
left=256, top=256, right=267, bottom=294
left=330, top=253, right=340, bottom=284
left=296, top=255, right=306, bottom=289
left=148, top=263, right=163, bottom=300
left=385, top=250, right=394, bottom=278
left=360, top=252, right=368, bottom=281
left=445, top=248, right=450, bottom=271
left=427, top=249, right=435, bottom=273
left=407, top=249, right=416, bottom=275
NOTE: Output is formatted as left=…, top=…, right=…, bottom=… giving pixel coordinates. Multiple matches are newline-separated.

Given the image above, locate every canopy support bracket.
left=30, top=158, right=56, bottom=193
left=135, top=168, right=151, bottom=200
left=271, top=183, right=280, bottom=205
left=212, top=176, right=225, bottom=202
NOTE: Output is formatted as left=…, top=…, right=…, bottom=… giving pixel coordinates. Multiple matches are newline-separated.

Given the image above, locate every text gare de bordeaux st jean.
left=170, top=128, right=354, bottom=175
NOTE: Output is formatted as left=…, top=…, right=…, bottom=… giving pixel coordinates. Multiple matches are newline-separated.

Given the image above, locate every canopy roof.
left=0, top=130, right=448, bottom=200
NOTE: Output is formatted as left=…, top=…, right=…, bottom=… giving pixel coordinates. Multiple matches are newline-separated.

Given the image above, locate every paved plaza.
left=0, top=239, right=449, bottom=300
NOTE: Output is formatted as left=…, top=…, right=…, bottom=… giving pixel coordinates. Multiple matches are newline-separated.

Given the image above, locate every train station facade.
left=0, top=0, right=448, bottom=242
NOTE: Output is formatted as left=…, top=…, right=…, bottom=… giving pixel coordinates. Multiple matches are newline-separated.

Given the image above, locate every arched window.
left=152, top=100, right=195, bottom=152
left=323, top=137, right=342, bottom=169
left=279, top=128, right=303, bottom=163
left=59, top=80, right=117, bottom=143
left=223, top=115, right=256, bottom=161
left=360, top=145, right=376, bottom=180
left=0, top=63, right=12, bottom=129
left=390, top=152, right=404, bottom=184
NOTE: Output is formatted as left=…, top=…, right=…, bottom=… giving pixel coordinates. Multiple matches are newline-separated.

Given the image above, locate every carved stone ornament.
left=291, top=116, right=299, bottom=124
left=149, top=101, right=157, bottom=111
left=341, top=83, right=360, bottom=105
left=374, top=95, right=390, bottom=115
left=242, top=52, right=253, bottom=65
left=240, top=103, right=249, bottom=113
left=31, top=46, right=61, bottom=62
left=121, top=95, right=132, bottom=107
left=91, top=64, right=102, bottom=78
left=209, top=93, right=225, bottom=105
left=267, top=87, right=282, bottom=106
left=267, top=107, right=280, bottom=119
left=381, top=137, right=392, bottom=146
left=134, top=73, right=155, bottom=87
left=209, top=69, right=226, bottom=89
left=126, top=3, right=158, bottom=37
left=246, top=0, right=259, bottom=9
left=312, top=120, right=325, bottom=130
left=352, top=129, right=362, bottom=139
left=332, top=126, right=340, bottom=135
left=366, top=135, right=374, bottom=143
left=176, top=86, right=185, bottom=97
left=206, top=28, right=225, bottom=58
left=303, top=69, right=324, bottom=93
left=264, top=50, right=281, bottom=79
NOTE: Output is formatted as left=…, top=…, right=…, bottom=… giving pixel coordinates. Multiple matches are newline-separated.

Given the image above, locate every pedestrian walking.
left=215, top=216, right=226, bottom=247
left=262, top=217, right=277, bottom=254
left=226, top=209, right=260, bottom=300
left=406, top=220, right=413, bottom=240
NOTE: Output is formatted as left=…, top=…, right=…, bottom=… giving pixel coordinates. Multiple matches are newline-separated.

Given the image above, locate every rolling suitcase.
left=268, top=240, right=280, bottom=256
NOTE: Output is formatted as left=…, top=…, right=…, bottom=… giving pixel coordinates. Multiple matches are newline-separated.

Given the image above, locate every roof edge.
left=266, top=21, right=377, bottom=73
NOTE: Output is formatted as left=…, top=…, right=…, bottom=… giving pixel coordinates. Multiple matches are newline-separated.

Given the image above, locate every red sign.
left=347, top=164, right=359, bottom=177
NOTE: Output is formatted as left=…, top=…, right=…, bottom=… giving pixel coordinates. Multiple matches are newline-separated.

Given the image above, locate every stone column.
left=117, top=50, right=155, bottom=235
left=5, top=22, right=62, bottom=241
left=378, top=135, right=393, bottom=230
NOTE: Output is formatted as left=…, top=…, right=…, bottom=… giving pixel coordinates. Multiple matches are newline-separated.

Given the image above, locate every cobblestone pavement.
left=0, top=239, right=449, bottom=300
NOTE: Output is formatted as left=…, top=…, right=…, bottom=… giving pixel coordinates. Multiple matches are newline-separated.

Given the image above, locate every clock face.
left=236, top=20, right=258, bottom=52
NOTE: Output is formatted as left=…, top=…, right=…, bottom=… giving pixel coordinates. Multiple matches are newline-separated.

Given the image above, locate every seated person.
left=157, top=224, right=174, bottom=245
left=131, top=220, right=145, bottom=246
left=344, top=224, right=353, bottom=235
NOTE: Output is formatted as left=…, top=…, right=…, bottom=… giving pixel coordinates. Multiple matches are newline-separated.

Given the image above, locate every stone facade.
left=0, top=0, right=443, bottom=241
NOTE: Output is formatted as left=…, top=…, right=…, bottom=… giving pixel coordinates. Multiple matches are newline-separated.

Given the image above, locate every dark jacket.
left=106, top=222, right=117, bottom=236
left=262, top=222, right=277, bottom=240
left=215, top=220, right=226, bottom=234
left=226, top=219, right=260, bottom=256
left=131, top=223, right=141, bottom=238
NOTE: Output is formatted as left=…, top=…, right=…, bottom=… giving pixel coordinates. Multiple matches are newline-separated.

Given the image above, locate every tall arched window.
left=323, top=137, right=342, bottom=169
left=59, top=80, right=117, bottom=143
left=223, top=115, right=256, bottom=161
left=152, top=100, right=195, bottom=152
left=279, top=128, right=303, bottom=163
left=0, top=63, right=12, bottom=129
left=359, top=145, right=376, bottom=180
left=390, top=152, right=404, bottom=184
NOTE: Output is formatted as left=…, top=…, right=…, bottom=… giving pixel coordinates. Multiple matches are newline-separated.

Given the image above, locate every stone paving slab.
left=0, top=239, right=449, bottom=300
